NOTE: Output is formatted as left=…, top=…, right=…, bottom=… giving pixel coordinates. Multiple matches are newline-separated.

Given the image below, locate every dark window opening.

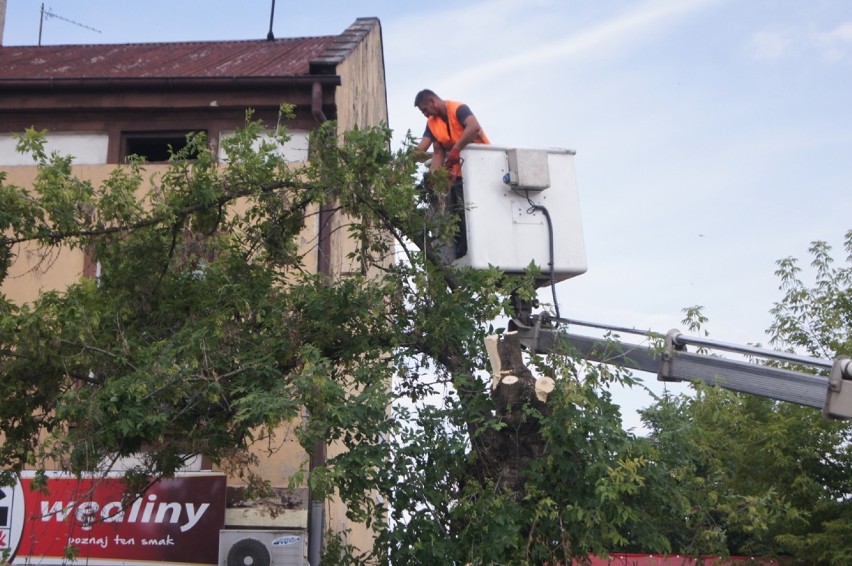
left=122, top=131, right=206, bottom=163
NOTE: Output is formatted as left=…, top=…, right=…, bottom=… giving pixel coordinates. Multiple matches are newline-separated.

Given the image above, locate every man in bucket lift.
left=414, top=89, right=490, bottom=261
left=414, top=89, right=490, bottom=180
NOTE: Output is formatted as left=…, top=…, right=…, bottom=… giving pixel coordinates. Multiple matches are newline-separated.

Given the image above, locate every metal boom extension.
left=511, top=316, right=852, bottom=420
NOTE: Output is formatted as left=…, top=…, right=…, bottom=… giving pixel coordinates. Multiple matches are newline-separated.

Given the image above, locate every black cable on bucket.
left=524, top=192, right=560, bottom=321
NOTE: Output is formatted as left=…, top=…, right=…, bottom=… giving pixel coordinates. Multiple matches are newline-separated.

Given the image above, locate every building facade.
left=0, top=17, right=387, bottom=565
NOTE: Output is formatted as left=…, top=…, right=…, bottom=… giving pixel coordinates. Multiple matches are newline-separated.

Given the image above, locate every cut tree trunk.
left=483, top=331, right=556, bottom=493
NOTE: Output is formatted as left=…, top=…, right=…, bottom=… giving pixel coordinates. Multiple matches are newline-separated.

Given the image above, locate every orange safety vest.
left=427, top=100, right=490, bottom=178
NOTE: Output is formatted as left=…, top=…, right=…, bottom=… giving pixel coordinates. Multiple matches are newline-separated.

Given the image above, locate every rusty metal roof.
left=0, top=35, right=340, bottom=80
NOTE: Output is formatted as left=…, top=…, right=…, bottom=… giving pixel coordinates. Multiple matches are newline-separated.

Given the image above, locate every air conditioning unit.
left=219, top=529, right=306, bottom=566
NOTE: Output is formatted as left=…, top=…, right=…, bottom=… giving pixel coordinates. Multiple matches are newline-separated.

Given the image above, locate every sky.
left=4, top=0, right=852, bottom=431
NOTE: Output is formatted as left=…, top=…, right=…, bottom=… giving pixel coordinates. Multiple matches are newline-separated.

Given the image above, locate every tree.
left=767, top=231, right=852, bottom=564
left=768, top=232, right=852, bottom=360
left=0, top=114, right=665, bottom=564
left=636, top=232, right=852, bottom=564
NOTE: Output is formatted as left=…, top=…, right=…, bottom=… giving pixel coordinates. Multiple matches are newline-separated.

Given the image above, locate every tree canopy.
left=1, top=113, right=850, bottom=564
left=638, top=230, right=852, bottom=564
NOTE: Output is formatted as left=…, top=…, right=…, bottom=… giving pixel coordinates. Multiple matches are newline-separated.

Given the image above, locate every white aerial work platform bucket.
left=453, top=144, right=587, bottom=287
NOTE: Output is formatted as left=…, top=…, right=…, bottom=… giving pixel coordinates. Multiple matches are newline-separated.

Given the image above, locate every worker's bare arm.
left=454, top=114, right=483, bottom=151
left=414, top=136, right=433, bottom=162
left=431, top=143, right=447, bottom=172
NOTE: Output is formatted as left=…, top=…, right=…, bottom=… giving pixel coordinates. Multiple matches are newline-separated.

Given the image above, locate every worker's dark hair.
left=414, top=89, right=439, bottom=106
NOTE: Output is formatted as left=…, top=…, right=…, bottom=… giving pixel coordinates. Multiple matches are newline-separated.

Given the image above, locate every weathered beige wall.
left=226, top=420, right=310, bottom=530
left=324, top=21, right=392, bottom=280
left=0, top=0, right=6, bottom=46
left=2, top=165, right=118, bottom=303
left=321, top=23, right=390, bottom=547
left=1, top=162, right=318, bottom=531
left=336, top=21, right=388, bottom=134
left=1, top=164, right=321, bottom=302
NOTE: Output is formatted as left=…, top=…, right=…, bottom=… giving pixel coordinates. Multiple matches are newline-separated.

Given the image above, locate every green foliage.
left=769, top=231, right=852, bottom=359
left=4, top=115, right=847, bottom=565
left=638, top=233, right=852, bottom=564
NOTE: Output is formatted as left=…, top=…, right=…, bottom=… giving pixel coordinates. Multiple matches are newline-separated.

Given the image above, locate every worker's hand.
left=445, top=147, right=461, bottom=168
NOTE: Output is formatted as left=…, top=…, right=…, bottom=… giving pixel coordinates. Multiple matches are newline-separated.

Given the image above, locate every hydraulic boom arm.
left=508, top=316, right=852, bottom=420
left=445, top=144, right=850, bottom=419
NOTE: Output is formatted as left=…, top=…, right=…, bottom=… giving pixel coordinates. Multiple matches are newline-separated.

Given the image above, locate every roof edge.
left=0, top=75, right=342, bottom=92
left=309, top=17, right=380, bottom=74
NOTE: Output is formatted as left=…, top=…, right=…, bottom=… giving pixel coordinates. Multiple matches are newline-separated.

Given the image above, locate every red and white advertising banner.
left=0, top=472, right=226, bottom=565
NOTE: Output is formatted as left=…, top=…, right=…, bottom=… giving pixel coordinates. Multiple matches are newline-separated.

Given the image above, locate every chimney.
left=0, top=0, right=6, bottom=45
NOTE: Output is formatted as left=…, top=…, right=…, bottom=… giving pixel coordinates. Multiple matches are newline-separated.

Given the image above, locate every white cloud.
left=383, top=0, right=548, bottom=62
left=746, top=30, right=792, bottom=60
left=384, top=0, right=723, bottom=88
left=817, top=20, right=852, bottom=60
left=819, top=20, right=852, bottom=44
left=747, top=20, right=852, bottom=63
left=438, top=0, right=724, bottom=90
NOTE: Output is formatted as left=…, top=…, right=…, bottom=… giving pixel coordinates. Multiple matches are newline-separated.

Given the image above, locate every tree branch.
left=5, top=178, right=314, bottom=246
